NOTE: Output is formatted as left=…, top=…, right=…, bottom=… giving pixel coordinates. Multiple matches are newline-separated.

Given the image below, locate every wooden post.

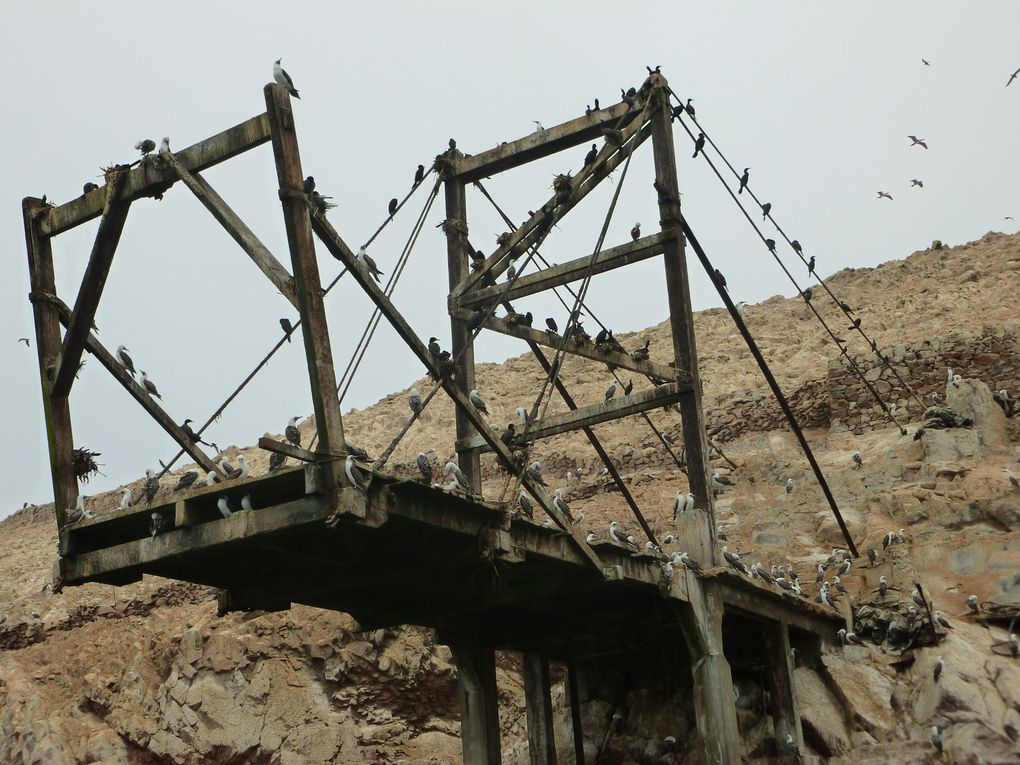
left=677, top=581, right=741, bottom=765
left=524, top=653, right=558, bottom=765
left=764, top=620, right=803, bottom=757
left=444, top=177, right=481, bottom=492
left=23, top=198, right=77, bottom=531
left=264, top=84, right=345, bottom=494
left=566, top=656, right=586, bottom=765
left=649, top=78, right=717, bottom=567
left=449, top=637, right=502, bottom=765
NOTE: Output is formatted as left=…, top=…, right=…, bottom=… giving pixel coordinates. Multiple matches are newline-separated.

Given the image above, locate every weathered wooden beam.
left=450, top=101, right=637, bottom=182
left=40, top=113, right=271, bottom=238
left=265, top=84, right=345, bottom=496
left=457, top=384, right=683, bottom=453
left=60, top=495, right=329, bottom=582
left=456, top=311, right=685, bottom=384
left=449, top=637, right=502, bottom=765
left=764, top=620, right=804, bottom=757
left=50, top=298, right=221, bottom=478
left=161, top=149, right=299, bottom=307
left=523, top=653, right=558, bottom=765
left=257, top=436, right=318, bottom=463
left=307, top=213, right=605, bottom=573
left=444, top=179, right=482, bottom=493
left=456, top=117, right=653, bottom=296
left=51, top=171, right=132, bottom=399
left=24, top=199, right=77, bottom=532
left=566, top=656, right=586, bottom=765
left=458, top=231, right=672, bottom=310
left=648, top=78, right=717, bottom=568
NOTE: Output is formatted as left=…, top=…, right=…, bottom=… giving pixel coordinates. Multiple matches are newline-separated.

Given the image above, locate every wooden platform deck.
left=58, top=468, right=842, bottom=660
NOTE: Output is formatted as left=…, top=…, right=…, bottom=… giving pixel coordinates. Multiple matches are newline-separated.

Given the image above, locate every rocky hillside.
left=2, top=231, right=1019, bottom=764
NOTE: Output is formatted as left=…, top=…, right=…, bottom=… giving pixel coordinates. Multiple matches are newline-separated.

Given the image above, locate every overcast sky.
left=3, top=2, right=1018, bottom=519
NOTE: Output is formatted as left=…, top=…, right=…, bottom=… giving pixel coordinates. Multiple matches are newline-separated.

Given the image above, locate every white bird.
left=785, top=477, right=794, bottom=493
left=934, top=611, right=954, bottom=630
left=966, top=594, right=979, bottom=613
left=609, top=521, right=637, bottom=548
left=684, top=492, right=695, bottom=513
left=158, top=136, right=170, bottom=154
left=878, top=575, right=888, bottom=598
left=469, top=389, right=489, bottom=415
left=734, top=301, right=746, bottom=320
left=346, top=455, right=370, bottom=492
left=285, top=416, right=302, bottom=447
left=784, top=734, right=800, bottom=758
left=883, top=531, right=896, bottom=550
left=952, top=374, right=962, bottom=386
left=119, top=488, right=133, bottom=510
left=139, top=370, right=162, bottom=399
left=662, top=534, right=675, bottom=544
left=946, top=367, right=954, bottom=385
left=204, top=471, right=219, bottom=487
left=552, top=488, right=574, bottom=521
left=672, top=490, right=685, bottom=519
left=585, top=532, right=597, bottom=543
left=532, top=120, right=546, bottom=133
left=515, top=407, right=530, bottom=426
left=237, top=455, right=249, bottom=480
left=216, top=496, right=233, bottom=518
left=357, top=246, right=384, bottom=283
left=444, top=461, right=472, bottom=495
left=273, top=58, right=300, bottom=99
left=897, top=528, right=906, bottom=544
left=115, top=345, right=135, bottom=374
left=241, top=494, right=254, bottom=512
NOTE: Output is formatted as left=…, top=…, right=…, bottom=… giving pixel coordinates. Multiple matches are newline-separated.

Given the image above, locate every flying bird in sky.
left=908, top=135, right=928, bottom=149
left=1006, top=66, right=1020, bottom=87
left=910, top=179, right=924, bottom=188
left=878, top=191, right=894, bottom=200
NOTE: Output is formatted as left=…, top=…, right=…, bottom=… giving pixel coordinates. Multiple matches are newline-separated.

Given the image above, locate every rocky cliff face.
left=3, top=231, right=1020, bottom=763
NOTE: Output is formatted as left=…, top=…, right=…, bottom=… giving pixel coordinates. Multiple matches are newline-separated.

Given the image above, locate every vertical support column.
left=649, top=79, right=717, bottom=566
left=443, top=176, right=481, bottom=492
left=264, top=84, right=345, bottom=493
left=23, top=198, right=77, bottom=535
left=449, top=637, right=502, bottom=765
left=524, top=653, right=558, bottom=765
left=565, top=656, right=586, bottom=765
left=764, top=621, right=802, bottom=757
left=677, top=581, right=741, bottom=765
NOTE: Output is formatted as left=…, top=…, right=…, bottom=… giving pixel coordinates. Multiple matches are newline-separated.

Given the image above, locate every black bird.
left=82, top=182, right=99, bottom=195
left=280, top=318, right=294, bottom=342
left=671, top=104, right=684, bottom=120
left=18, top=338, right=30, bottom=347
left=303, top=176, right=316, bottom=194
left=268, top=452, right=287, bottom=472
left=468, top=310, right=485, bottom=332
left=792, top=240, right=803, bottom=255
left=595, top=328, right=609, bottom=346
left=593, top=98, right=600, bottom=110
left=646, top=65, right=661, bottom=74
left=765, top=238, right=776, bottom=252
left=449, top=138, right=457, bottom=150
left=841, top=301, right=854, bottom=314
left=849, top=318, right=861, bottom=330
left=172, top=470, right=201, bottom=493
left=135, top=139, right=156, bottom=155
left=738, top=167, right=750, bottom=194
left=545, top=317, right=558, bottom=333
left=1008, top=66, right=1020, bottom=87
left=922, top=58, right=931, bottom=66
left=181, top=419, right=212, bottom=447
left=623, top=379, right=634, bottom=395
left=803, top=288, right=813, bottom=303
left=388, top=197, right=398, bottom=217
left=692, top=133, right=705, bottom=158
left=520, top=311, right=533, bottom=327
left=684, top=99, right=695, bottom=119
left=867, top=548, right=878, bottom=566
left=428, top=337, right=444, bottom=360
left=500, top=423, right=517, bottom=447
left=630, top=222, right=641, bottom=240
left=583, top=143, right=597, bottom=167
left=761, top=202, right=772, bottom=219
left=807, top=255, right=815, bottom=273
left=413, top=164, right=425, bottom=186
left=713, top=268, right=727, bottom=290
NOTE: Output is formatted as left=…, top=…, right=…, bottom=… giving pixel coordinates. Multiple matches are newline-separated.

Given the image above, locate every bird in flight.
left=877, top=191, right=894, bottom=200
left=921, top=59, right=931, bottom=66
left=910, top=179, right=924, bottom=188
left=18, top=337, right=30, bottom=347
left=1007, top=66, right=1020, bottom=87
left=908, top=136, right=928, bottom=149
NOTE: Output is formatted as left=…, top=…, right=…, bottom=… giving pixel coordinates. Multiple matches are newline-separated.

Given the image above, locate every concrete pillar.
left=450, top=638, right=502, bottom=765
left=566, top=656, right=587, bottom=764
left=764, top=621, right=803, bottom=758
left=524, top=653, right=557, bottom=765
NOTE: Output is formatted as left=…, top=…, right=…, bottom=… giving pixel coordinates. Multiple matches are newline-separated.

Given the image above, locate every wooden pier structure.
left=25, top=72, right=843, bottom=763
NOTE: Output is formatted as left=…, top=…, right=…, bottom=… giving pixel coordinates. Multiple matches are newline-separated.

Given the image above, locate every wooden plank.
left=458, top=311, right=685, bottom=384
left=258, top=436, right=318, bottom=463
left=50, top=298, right=221, bottom=478
left=764, top=620, right=804, bottom=757
left=51, top=171, right=132, bottom=398
left=444, top=179, right=481, bottom=493
left=40, top=113, right=271, bottom=237
left=457, top=384, right=683, bottom=452
left=450, top=101, right=636, bottom=182
left=307, top=213, right=605, bottom=573
left=161, top=149, right=298, bottom=307
left=264, top=84, right=346, bottom=495
left=648, top=79, right=717, bottom=568
left=523, top=653, right=558, bottom=765
left=449, top=637, right=502, bottom=765
left=458, top=231, right=672, bottom=310
left=456, top=118, right=653, bottom=296
left=23, top=199, right=77, bottom=532
left=61, top=495, right=329, bottom=582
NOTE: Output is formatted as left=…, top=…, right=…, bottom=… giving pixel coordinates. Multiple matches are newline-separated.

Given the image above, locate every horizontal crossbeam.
left=39, top=113, right=271, bottom=238
left=454, top=310, right=687, bottom=384
left=258, top=436, right=318, bottom=463
left=458, top=231, right=672, bottom=310
left=457, top=383, right=683, bottom=452
left=449, top=101, right=638, bottom=182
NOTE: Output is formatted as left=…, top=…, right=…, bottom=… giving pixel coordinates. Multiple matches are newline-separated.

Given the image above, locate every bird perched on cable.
left=737, top=168, right=750, bottom=194
left=142, top=468, right=160, bottom=504
left=583, top=143, right=597, bottom=167
left=173, top=469, right=201, bottom=493
left=630, top=222, right=641, bottom=241
left=518, top=490, right=534, bottom=520
left=357, top=246, right=384, bottom=283
left=415, top=452, right=433, bottom=484
left=135, top=139, right=156, bottom=156
left=387, top=197, right=398, bottom=217
left=285, top=416, right=302, bottom=447
left=908, top=135, right=928, bottom=149
left=139, top=370, right=162, bottom=399
left=273, top=58, right=300, bottom=99
left=807, top=255, right=816, bottom=274
left=413, top=164, right=425, bottom=186
left=684, top=98, right=695, bottom=119
left=764, top=238, right=777, bottom=253
left=761, top=201, right=772, bottom=219
left=280, top=318, right=294, bottom=342
left=692, top=133, right=705, bottom=158
left=469, top=389, right=489, bottom=415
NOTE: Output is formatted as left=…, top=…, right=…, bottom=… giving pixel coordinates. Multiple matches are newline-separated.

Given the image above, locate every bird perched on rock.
left=273, top=58, right=300, bottom=99
left=738, top=167, right=750, bottom=194
left=883, top=531, right=896, bottom=550
left=867, top=548, right=878, bottom=566
left=933, top=656, right=944, bottom=682
left=285, top=416, right=302, bottom=447
left=966, top=594, right=980, bottom=614
left=786, top=478, right=794, bottom=493
left=357, top=246, right=384, bottom=283
left=935, top=611, right=954, bottom=630
left=852, top=451, right=863, bottom=468
left=879, top=575, right=888, bottom=599
left=908, top=135, right=928, bottom=149
left=930, top=726, right=942, bottom=754
left=1005, top=470, right=1019, bottom=490
left=712, top=473, right=734, bottom=492
left=469, top=389, right=489, bottom=415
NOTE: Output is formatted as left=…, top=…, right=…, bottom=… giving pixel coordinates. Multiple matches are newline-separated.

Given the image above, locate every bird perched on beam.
left=722, top=546, right=749, bottom=575
left=181, top=419, right=212, bottom=448
left=444, top=461, right=472, bottom=496
left=139, top=370, right=162, bottom=399
left=553, top=488, right=574, bottom=522
left=150, top=512, right=168, bottom=537
left=469, top=389, right=489, bottom=415
left=116, top=345, right=136, bottom=375
left=285, top=416, right=302, bottom=447
left=344, top=437, right=371, bottom=463
left=604, top=380, right=619, bottom=402
left=583, top=143, right=597, bottom=167
left=416, top=452, right=433, bottom=484
left=357, top=246, right=384, bottom=283
left=630, top=222, right=641, bottom=241
left=345, top=455, right=370, bottom=492
left=82, top=182, right=99, bottom=195
left=268, top=452, right=286, bottom=472
left=217, top=496, right=233, bottom=518
left=609, top=521, right=637, bottom=548
left=119, top=488, right=134, bottom=510
left=526, top=461, right=547, bottom=487
left=173, top=469, right=201, bottom=493
left=135, top=139, right=156, bottom=156
left=142, top=469, right=160, bottom=505
left=273, top=58, right=300, bottom=99
left=518, top=490, right=534, bottom=520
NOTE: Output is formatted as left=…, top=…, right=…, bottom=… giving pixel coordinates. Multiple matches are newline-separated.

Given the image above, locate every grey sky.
left=3, top=2, right=1018, bottom=518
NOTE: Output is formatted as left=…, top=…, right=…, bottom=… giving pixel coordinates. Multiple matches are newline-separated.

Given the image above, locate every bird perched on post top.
left=273, top=59, right=300, bottom=99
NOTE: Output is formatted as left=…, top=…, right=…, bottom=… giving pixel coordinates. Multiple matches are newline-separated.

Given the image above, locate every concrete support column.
left=449, top=638, right=502, bottom=765
left=524, top=653, right=557, bottom=765
left=764, top=620, right=803, bottom=758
